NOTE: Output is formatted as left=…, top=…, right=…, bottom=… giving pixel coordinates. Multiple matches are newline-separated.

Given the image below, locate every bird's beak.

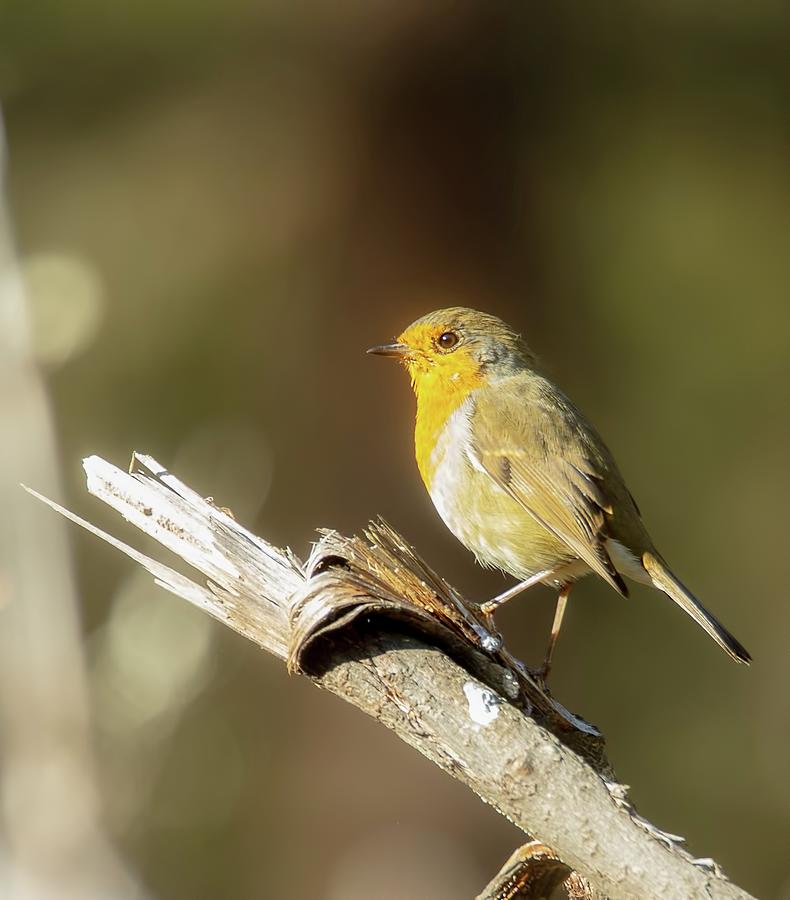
left=366, top=341, right=411, bottom=359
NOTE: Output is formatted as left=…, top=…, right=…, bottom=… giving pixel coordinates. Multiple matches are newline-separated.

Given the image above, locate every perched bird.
left=368, top=307, right=750, bottom=677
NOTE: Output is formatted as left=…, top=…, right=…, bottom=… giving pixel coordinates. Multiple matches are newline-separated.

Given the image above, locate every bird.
left=368, top=307, right=751, bottom=678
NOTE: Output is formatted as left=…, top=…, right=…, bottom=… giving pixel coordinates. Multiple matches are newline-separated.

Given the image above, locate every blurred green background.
left=2, top=2, right=789, bottom=897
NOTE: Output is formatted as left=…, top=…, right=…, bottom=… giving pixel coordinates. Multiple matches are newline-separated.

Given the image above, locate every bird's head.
left=367, top=307, right=533, bottom=397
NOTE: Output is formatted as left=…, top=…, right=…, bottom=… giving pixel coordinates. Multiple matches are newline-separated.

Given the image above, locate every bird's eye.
left=436, top=331, right=460, bottom=351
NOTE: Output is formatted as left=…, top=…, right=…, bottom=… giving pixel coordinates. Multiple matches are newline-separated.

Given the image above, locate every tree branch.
left=26, top=452, right=754, bottom=899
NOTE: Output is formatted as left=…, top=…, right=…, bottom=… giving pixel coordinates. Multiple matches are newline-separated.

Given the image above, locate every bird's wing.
left=469, top=376, right=629, bottom=596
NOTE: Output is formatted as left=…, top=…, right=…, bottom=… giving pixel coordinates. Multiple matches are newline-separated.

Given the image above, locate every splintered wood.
left=24, top=453, right=754, bottom=900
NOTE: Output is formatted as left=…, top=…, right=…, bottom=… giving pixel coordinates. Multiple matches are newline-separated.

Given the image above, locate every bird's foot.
left=478, top=599, right=501, bottom=618
left=478, top=628, right=504, bottom=654
left=477, top=610, right=504, bottom=654
left=533, top=667, right=551, bottom=694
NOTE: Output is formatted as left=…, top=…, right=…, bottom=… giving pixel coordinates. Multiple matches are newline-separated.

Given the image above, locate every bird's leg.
left=479, top=569, right=556, bottom=618
left=537, top=583, right=572, bottom=682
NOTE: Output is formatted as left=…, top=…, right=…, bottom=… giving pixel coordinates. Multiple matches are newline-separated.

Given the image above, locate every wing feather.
left=470, top=377, right=630, bottom=596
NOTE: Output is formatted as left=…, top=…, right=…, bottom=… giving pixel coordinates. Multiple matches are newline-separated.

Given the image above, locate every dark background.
left=3, top=2, right=789, bottom=897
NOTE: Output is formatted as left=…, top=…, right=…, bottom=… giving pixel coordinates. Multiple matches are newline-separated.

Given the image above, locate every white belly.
left=427, top=401, right=477, bottom=531
left=426, top=401, right=545, bottom=578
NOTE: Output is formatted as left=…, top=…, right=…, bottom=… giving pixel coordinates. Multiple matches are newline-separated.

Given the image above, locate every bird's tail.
left=642, top=551, right=751, bottom=664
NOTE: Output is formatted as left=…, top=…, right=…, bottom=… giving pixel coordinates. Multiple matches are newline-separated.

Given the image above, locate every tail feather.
left=642, top=551, right=751, bottom=665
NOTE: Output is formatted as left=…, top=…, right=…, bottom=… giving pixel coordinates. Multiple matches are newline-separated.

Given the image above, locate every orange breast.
left=413, top=365, right=482, bottom=488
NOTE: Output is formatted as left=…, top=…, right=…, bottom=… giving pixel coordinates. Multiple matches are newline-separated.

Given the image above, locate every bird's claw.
left=478, top=628, right=504, bottom=654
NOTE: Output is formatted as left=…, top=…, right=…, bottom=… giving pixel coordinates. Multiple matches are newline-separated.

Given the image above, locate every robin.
left=368, top=307, right=751, bottom=677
